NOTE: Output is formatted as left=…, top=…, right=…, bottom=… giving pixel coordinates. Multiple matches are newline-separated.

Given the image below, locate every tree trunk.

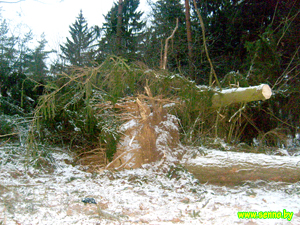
left=212, top=84, right=272, bottom=108
left=185, top=0, right=194, bottom=80
left=184, top=149, right=300, bottom=186
left=116, top=0, right=123, bottom=55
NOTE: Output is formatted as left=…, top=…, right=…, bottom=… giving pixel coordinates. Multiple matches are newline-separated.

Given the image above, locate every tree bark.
left=162, top=18, right=179, bottom=70
left=116, top=0, right=123, bottom=55
left=212, top=84, right=272, bottom=108
left=184, top=149, right=300, bottom=186
left=185, top=0, right=194, bottom=80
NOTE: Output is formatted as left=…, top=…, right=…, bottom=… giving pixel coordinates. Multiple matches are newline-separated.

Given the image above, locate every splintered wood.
left=106, top=87, right=180, bottom=170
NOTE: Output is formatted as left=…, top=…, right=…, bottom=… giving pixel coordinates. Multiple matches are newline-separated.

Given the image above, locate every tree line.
left=1, top=0, right=299, bottom=145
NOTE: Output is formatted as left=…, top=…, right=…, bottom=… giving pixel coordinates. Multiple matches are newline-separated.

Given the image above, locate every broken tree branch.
left=162, top=18, right=179, bottom=70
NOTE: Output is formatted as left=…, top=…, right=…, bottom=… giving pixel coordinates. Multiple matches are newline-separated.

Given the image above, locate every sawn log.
left=184, top=149, right=300, bottom=186
left=212, top=84, right=272, bottom=107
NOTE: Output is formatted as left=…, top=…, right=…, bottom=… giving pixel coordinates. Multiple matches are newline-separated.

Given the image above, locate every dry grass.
left=259, top=128, right=290, bottom=149
left=75, top=146, right=107, bottom=172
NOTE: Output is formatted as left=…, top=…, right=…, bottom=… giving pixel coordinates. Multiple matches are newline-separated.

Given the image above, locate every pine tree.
left=24, top=34, right=50, bottom=82
left=0, top=17, right=33, bottom=97
left=0, top=16, right=42, bottom=114
left=0, top=18, right=17, bottom=97
left=60, top=10, right=97, bottom=67
left=116, top=0, right=123, bottom=54
left=99, top=0, right=145, bottom=60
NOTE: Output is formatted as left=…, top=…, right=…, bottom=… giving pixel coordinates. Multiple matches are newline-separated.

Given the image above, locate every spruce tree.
left=0, top=16, right=42, bottom=114
left=24, top=34, right=50, bottom=82
left=0, top=18, right=16, bottom=94
left=99, top=0, right=145, bottom=61
left=60, top=10, right=97, bottom=67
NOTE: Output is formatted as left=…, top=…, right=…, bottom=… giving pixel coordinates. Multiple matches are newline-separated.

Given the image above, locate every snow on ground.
left=1, top=144, right=300, bottom=224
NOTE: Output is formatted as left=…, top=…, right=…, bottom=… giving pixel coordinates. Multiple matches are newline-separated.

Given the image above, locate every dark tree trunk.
left=117, top=0, right=123, bottom=55
left=185, top=0, right=194, bottom=80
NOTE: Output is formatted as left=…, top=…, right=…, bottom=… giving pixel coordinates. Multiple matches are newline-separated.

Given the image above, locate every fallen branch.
left=0, top=138, right=11, bottom=147
left=105, top=148, right=139, bottom=169
left=0, top=133, right=19, bottom=138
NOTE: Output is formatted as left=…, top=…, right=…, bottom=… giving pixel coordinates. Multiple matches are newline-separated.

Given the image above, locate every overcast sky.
left=0, top=0, right=151, bottom=58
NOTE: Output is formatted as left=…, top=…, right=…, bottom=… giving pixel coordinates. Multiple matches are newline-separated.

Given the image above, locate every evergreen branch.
left=273, top=45, right=300, bottom=90
left=276, top=8, right=300, bottom=47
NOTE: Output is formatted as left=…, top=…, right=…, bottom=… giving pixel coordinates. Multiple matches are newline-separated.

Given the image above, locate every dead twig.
left=0, top=133, right=18, bottom=138
left=0, top=138, right=11, bottom=147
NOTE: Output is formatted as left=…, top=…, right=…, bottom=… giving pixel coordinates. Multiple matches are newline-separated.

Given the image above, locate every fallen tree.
left=28, top=56, right=277, bottom=172
left=184, top=149, right=300, bottom=186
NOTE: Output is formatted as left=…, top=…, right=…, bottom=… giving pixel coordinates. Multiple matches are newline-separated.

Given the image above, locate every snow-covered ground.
left=1, top=144, right=300, bottom=224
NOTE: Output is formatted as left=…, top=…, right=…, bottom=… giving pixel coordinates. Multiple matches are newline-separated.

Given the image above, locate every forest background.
left=0, top=0, right=299, bottom=163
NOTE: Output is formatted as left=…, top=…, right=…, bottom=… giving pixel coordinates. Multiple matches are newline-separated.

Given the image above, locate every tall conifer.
left=24, top=34, right=50, bottom=82
left=99, top=0, right=145, bottom=60
left=60, top=10, right=97, bottom=67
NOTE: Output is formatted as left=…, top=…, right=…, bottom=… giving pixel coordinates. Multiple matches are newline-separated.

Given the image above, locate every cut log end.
left=261, top=84, right=272, bottom=100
